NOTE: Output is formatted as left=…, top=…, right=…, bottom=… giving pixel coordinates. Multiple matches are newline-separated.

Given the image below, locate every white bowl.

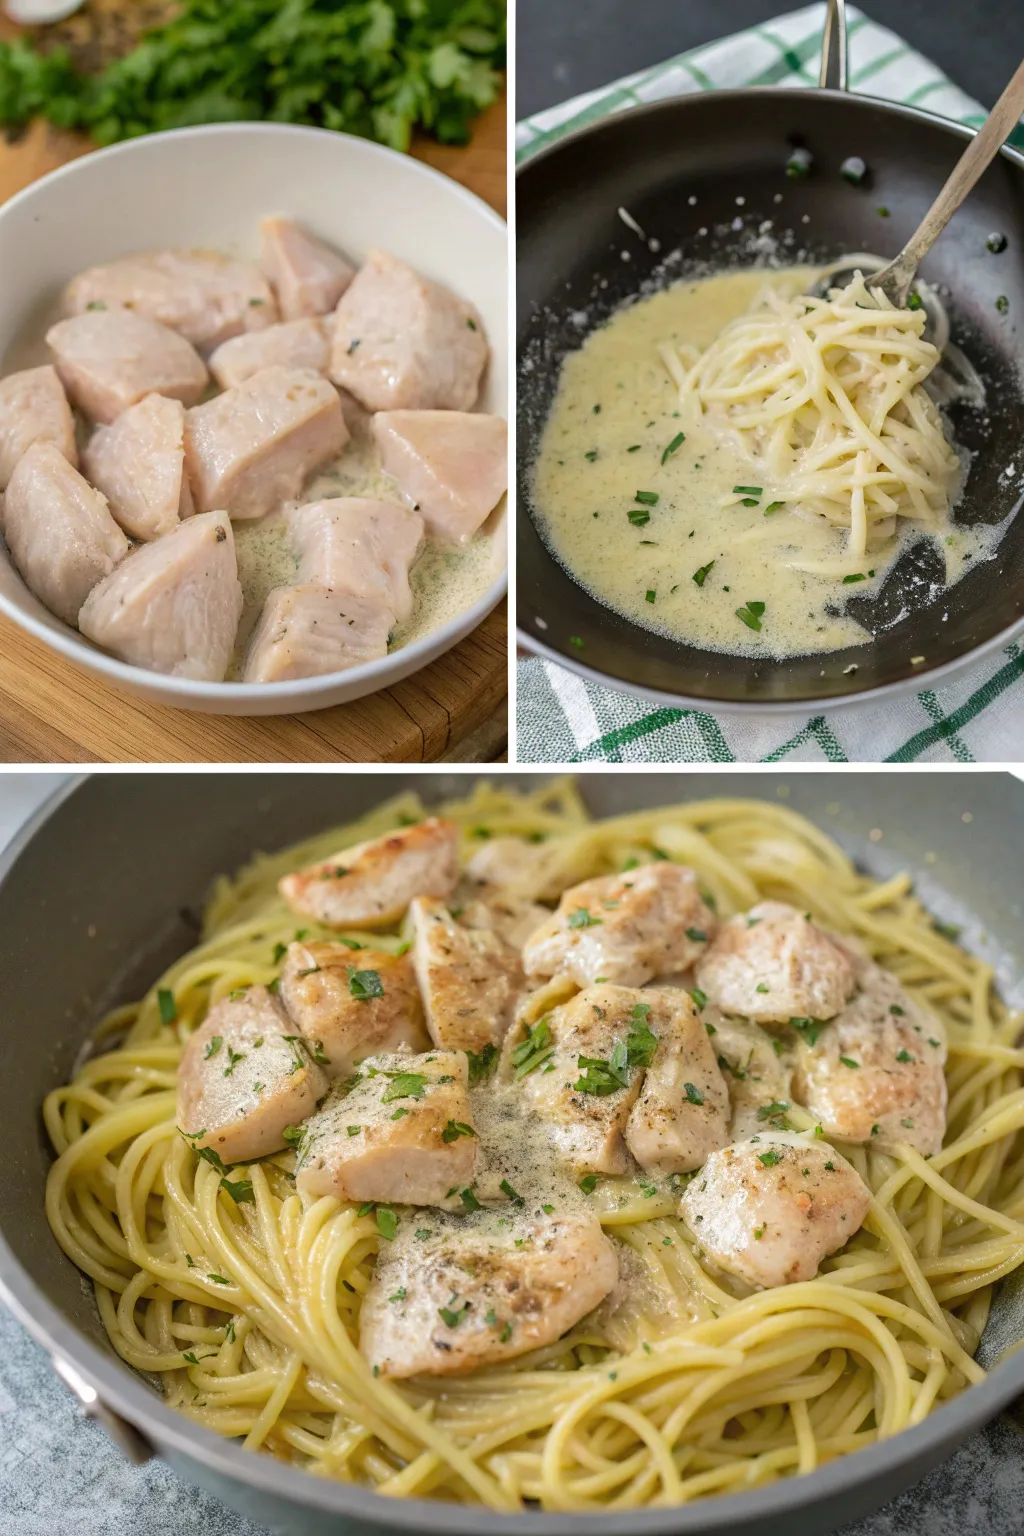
left=0, top=123, right=508, bottom=716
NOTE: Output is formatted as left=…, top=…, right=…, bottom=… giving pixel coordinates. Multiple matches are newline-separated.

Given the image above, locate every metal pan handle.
left=819, top=0, right=849, bottom=91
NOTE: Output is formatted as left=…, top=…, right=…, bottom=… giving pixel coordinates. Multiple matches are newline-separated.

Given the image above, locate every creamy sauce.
left=532, top=268, right=990, bottom=660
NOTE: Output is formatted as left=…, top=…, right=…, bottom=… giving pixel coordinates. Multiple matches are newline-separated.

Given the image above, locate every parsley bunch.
left=0, top=0, right=506, bottom=151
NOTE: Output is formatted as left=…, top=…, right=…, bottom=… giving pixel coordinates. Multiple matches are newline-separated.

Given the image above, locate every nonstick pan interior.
left=517, top=89, right=1024, bottom=707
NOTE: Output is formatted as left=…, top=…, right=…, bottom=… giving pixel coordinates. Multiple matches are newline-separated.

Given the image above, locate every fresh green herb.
left=381, top=1071, right=428, bottom=1103
left=906, top=292, right=923, bottom=311
left=661, top=431, right=686, bottom=463
left=414, top=1229, right=432, bottom=1241
left=568, top=907, right=601, bottom=929
left=500, top=1178, right=524, bottom=1204
left=756, top=982, right=770, bottom=994
left=569, top=635, right=584, bottom=649
left=790, top=1017, right=827, bottom=1046
left=842, top=572, right=867, bottom=583
left=763, top=500, right=785, bottom=515
left=158, top=988, right=177, bottom=1024
left=182, top=1350, right=215, bottom=1365
left=499, top=1321, right=513, bottom=1342
left=225, top=1320, right=236, bottom=1342
left=753, top=1225, right=765, bottom=1240
left=890, top=1004, right=905, bottom=1016
left=824, top=1161, right=836, bottom=1172
left=348, top=968, right=384, bottom=1001
left=733, top=485, right=762, bottom=496
left=839, top=1056, right=859, bottom=1069
left=272, top=942, right=287, bottom=964
left=389, top=1287, right=407, bottom=1303
left=282, top=1125, right=305, bottom=1148
left=871, top=1124, right=880, bottom=1137
left=376, top=1207, right=399, bottom=1241
left=627, top=507, right=651, bottom=527
left=626, top=1005, right=659, bottom=1068
left=627, top=443, right=642, bottom=452
left=685, top=927, right=707, bottom=943
left=442, top=1120, right=476, bottom=1143
left=901, top=1118, right=914, bottom=1129
left=735, top=602, right=764, bottom=631
left=390, top=1107, right=409, bottom=1120
left=877, top=205, right=890, bottom=217
left=357, top=1201, right=375, bottom=1217
left=896, top=1049, right=914, bottom=1063
left=786, top=147, right=813, bottom=178
left=223, top=1047, right=245, bottom=1077
left=683, top=1082, right=705, bottom=1106
left=466, top=1043, right=498, bottom=1084
left=458, top=1187, right=481, bottom=1212
left=347, top=1125, right=362, bottom=1137
left=996, top=294, right=1010, bottom=314
left=575, top=1040, right=632, bottom=1096
left=584, top=450, right=598, bottom=462
left=692, top=560, right=715, bottom=587
left=512, top=1018, right=555, bottom=1079
left=578, top=1174, right=598, bottom=1194
left=220, top=1176, right=255, bottom=1204
left=757, top=1149, right=782, bottom=1167
left=297, top=965, right=321, bottom=978
left=203, top=1035, right=223, bottom=1060
left=439, top=1299, right=470, bottom=1328
left=634, top=490, right=659, bottom=506
left=208, top=1273, right=231, bottom=1286
left=645, top=590, right=656, bottom=604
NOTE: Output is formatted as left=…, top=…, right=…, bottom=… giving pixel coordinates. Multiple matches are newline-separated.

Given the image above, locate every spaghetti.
left=43, top=781, right=1024, bottom=1512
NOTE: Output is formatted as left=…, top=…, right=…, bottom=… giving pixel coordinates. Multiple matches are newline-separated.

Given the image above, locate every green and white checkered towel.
left=516, top=2, right=1024, bottom=764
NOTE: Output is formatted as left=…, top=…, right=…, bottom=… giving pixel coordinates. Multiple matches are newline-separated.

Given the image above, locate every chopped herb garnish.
left=282, top=1125, right=305, bottom=1147
left=634, top=490, right=659, bottom=506
left=584, top=450, right=598, bottom=462
left=627, top=507, right=651, bottom=527
left=466, top=1043, right=498, bottom=1084
left=683, top=1082, right=705, bottom=1106
left=578, top=1175, right=598, bottom=1193
left=458, top=1187, right=481, bottom=1212
left=220, top=1176, right=254, bottom=1204
left=790, top=1017, right=827, bottom=1046
left=442, top=1120, right=476, bottom=1143
left=757, top=1150, right=782, bottom=1167
left=996, top=294, right=1009, bottom=314
left=272, top=942, right=287, bottom=964
left=208, top=1273, right=231, bottom=1286
left=391, top=1107, right=409, bottom=1120
left=645, top=589, right=656, bottom=603
left=842, top=572, right=867, bottom=583
left=661, top=431, right=686, bottom=463
left=376, top=1207, right=399, bottom=1241
left=756, top=983, right=770, bottom=994
left=763, top=500, right=785, bottom=515
left=692, top=560, right=715, bottom=587
left=685, top=927, right=707, bottom=943
left=223, top=1047, right=245, bottom=1077
left=347, top=1125, right=362, bottom=1137
left=735, top=602, right=765, bottom=632
left=203, top=1035, right=223, bottom=1060
left=158, top=988, right=177, bottom=1024
left=890, top=1004, right=905, bottom=1016
left=389, top=1288, right=407, bottom=1303
left=381, top=1071, right=428, bottom=1103
left=839, top=1056, right=859, bottom=1069
left=568, top=907, right=601, bottom=928
left=626, top=1005, right=659, bottom=1068
left=512, top=1018, right=555, bottom=1079
left=348, top=968, right=384, bottom=1002
left=500, top=1178, right=524, bottom=1204
left=896, top=1049, right=914, bottom=1063
left=569, top=635, right=584, bottom=649
left=877, top=205, right=890, bottom=217
left=499, top=1321, right=513, bottom=1342
left=438, top=1300, right=470, bottom=1328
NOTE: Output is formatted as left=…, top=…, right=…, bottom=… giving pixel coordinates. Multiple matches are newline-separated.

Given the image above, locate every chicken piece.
left=278, top=942, right=428, bottom=1076
left=286, top=497, right=423, bottom=623
left=242, top=583, right=391, bottom=684
left=0, top=365, right=78, bottom=491
left=176, top=984, right=328, bottom=1165
left=65, top=249, right=278, bottom=350
left=523, top=862, right=716, bottom=989
left=78, top=511, right=241, bottom=681
left=329, top=249, right=487, bottom=412
left=46, top=310, right=208, bottom=426
left=295, top=1049, right=475, bottom=1204
left=259, top=217, right=355, bottom=320
left=709, top=1010, right=795, bottom=1140
left=185, top=366, right=348, bottom=521
left=360, top=1205, right=618, bottom=1378
left=279, top=818, right=460, bottom=930
left=465, top=836, right=549, bottom=893
left=681, top=1132, right=871, bottom=1289
left=458, top=894, right=553, bottom=953
left=518, top=984, right=647, bottom=1177
left=624, top=989, right=730, bottom=1174
left=208, top=318, right=328, bottom=390
left=374, top=411, right=506, bottom=544
left=1, top=442, right=128, bottom=626
left=82, top=394, right=193, bottom=542
left=695, top=901, right=857, bottom=1026
left=409, top=898, right=522, bottom=1056
left=791, top=961, right=948, bottom=1155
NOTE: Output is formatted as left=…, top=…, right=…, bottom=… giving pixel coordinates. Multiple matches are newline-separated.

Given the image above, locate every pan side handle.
left=819, top=0, right=849, bottom=91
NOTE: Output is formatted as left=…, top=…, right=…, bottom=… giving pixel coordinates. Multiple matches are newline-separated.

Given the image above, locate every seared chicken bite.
left=0, top=365, right=77, bottom=490
left=523, top=862, right=715, bottom=988
left=681, top=1132, right=871, bottom=1289
left=295, top=1049, right=475, bottom=1204
left=360, top=1206, right=618, bottom=1378
left=278, top=942, right=428, bottom=1076
left=242, top=583, right=392, bottom=683
left=465, top=835, right=550, bottom=893
left=709, top=1010, right=795, bottom=1139
left=286, top=497, right=423, bottom=623
left=177, top=984, right=328, bottom=1164
left=372, top=410, right=506, bottom=544
left=47, top=310, right=208, bottom=425
left=259, top=217, right=354, bottom=320
left=279, top=817, right=459, bottom=930
left=208, top=317, right=328, bottom=390
left=82, top=393, right=194, bottom=542
left=66, top=249, right=278, bottom=350
left=791, top=961, right=948, bottom=1155
left=695, top=901, right=856, bottom=1026
left=458, top=894, right=552, bottom=953
left=624, top=989, right=730, bottom=1174
left=518, top=985, right=647, bottom=1177
left=409, top=898, right=522, bottom=1056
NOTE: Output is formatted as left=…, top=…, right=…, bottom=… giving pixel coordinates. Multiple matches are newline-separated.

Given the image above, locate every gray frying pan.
left=517, top=0, right=1024, bottom=710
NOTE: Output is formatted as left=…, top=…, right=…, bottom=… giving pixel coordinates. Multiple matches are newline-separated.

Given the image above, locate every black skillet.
left=517, top=0, right=1024, bottom=710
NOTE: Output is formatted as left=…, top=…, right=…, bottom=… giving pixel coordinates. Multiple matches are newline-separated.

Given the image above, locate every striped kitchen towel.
left=516, top=2, right=1024, bottom=764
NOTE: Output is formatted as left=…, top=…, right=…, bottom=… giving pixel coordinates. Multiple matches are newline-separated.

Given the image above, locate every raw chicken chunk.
left=78, top=511, right=242, bottom=681
left=279, top=818, right=460, bottom=930
left=695, top=901, right=857, bottom=1026
left=518, top=984, right=647, bottom=1177
left=409, top=897, right=523, bottom=1055
left=46, top=310, right=208, bottom=425
left=242, top=583, right=391, bottom=683
left=791, top=960, right=948, bottom=1155
left=373, top=411, right=506, bottom=544
left=82, top=394, right=193, bottom=541
left=295, top=1049, right=475, bottom=1204
left=0, top=365, right=77, bottom=491
left=286, top=497, right=423, bottom=622
left=184, top=366, right=348, bottom=520
left=681, top=1132, right=871, bottom=1289
left=176, top=984, right=328, bottom=1165
left=259, top=217, right=354, bottom=320
left=1, top=442, right=128, bottom=625
left=329, top=249, right=487, bottom=412
left=523, top=862, right=716, bottom=988
left=709, top=1010, right=795, bottom=1140
left=208, top=318, right=328, bottom=390
left=278, top=941, right=428, bottom=1076
left=66, top=249, right=278, bottom=350
left=360, top=1205, right=618, bottom=1378
left=624, top=989, right=730, bottom=1174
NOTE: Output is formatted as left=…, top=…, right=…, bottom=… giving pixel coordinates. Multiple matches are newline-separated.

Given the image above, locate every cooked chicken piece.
left=709, top=1010, right=795, bottom=1139
left=465, top=836, right=549, bottom=893
left=329, top=249, right=487, bottom=412
left=259, top=217, right=354, bottom=320
left=295, top=1049, right=475, bottom=1204
left=360, top=1205, right=618, bottom=1378
left=373, top=411, right=506, bottom=544
left=518, top=984, right=646, bottom=1177
left=0, top=365, right=78, bottom=491
left=458, top=894, right=553, bottom=952
left=177, top=984, right=328, bottom=1165
left=695, top=901, right=857, bottom=1026
left=285, top=497, right=423, bottom=622
left=624, top=989, right=730, bottom=1174
left=208, top=318, right=328, bottom=390
left=185, top=366, right=348, bottom=520
left=242, top=583, right=392, bottom=683
left=65, top=249, right=278, bottom=350
left=279, top=818, right=460, bottom=930
left=82, top=394, right=193, bottom=542
left=682, top=1132, right=870, bottom=1289
left=791, top=960, right=948, bottom=1155
left=278, top=942, right=428, bottom=1076
left=46, top=310, right=208, bottom=425
left=523, top=862, right=716, bottom=988
left=78, top=511, right=241, bottom=681
left=409, top=897, right=522, bottom=1056
left=1, top=442, right=128, bottom=626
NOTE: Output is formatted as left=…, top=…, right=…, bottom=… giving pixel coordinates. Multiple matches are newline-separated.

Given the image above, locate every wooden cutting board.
left=0, top=7, right=507, bottom=763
